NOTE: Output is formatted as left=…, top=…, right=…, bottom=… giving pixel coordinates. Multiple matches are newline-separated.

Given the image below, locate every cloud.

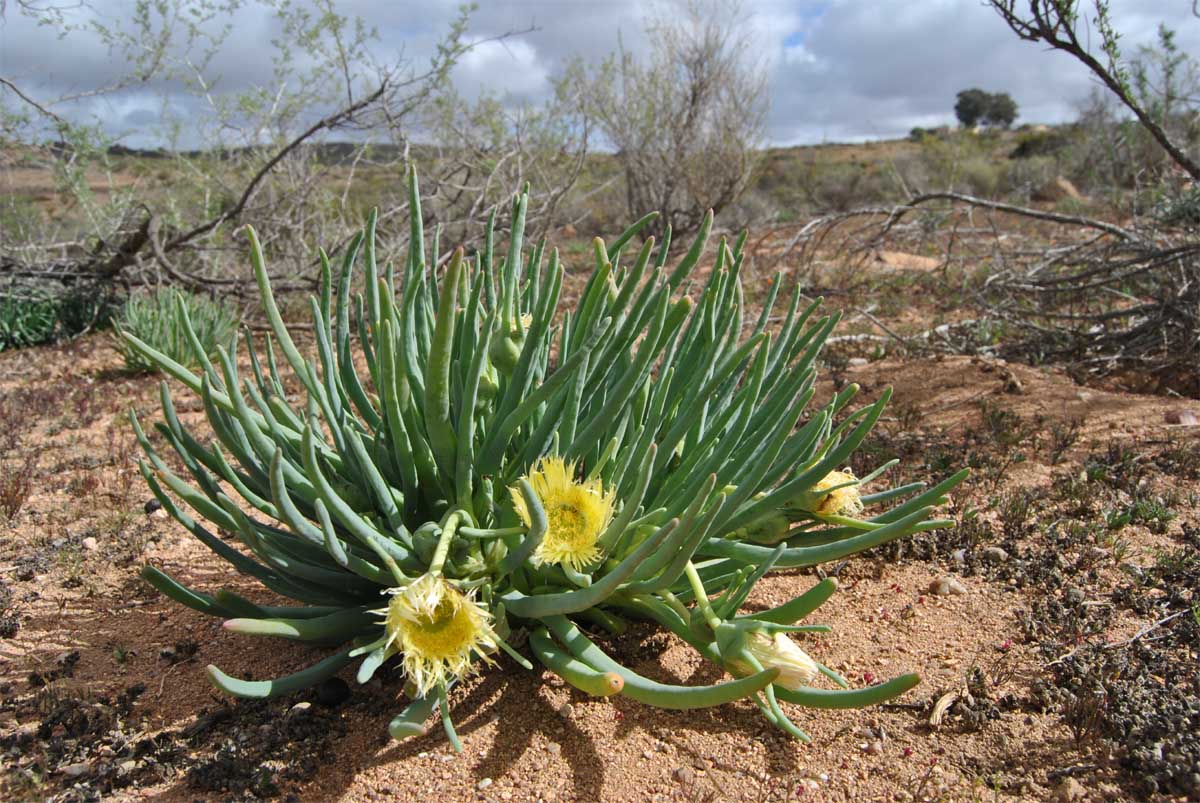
left=453, top=37, right=551, bottom=101
left=3, top=0, right=1200, bottom=148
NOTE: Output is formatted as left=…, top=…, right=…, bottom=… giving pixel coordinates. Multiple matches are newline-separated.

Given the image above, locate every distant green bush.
left=0, top=286, right=116, bottom=351
left=114, top=288, right=238, bottom=373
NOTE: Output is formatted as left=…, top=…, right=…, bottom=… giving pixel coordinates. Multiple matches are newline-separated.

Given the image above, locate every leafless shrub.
left=565, top=0, right=768, bottom=237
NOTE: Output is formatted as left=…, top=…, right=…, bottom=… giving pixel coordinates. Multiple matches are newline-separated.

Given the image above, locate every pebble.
left=61, top=762, right=91, bottom=778
left=288, top=702, right=312, bottom=716
left=13, top=722, right=38, bottom=740
left=143, top=499, right=162, bottom=515
left=118, top=759, right=137, bottom=775
left=81, top=536, right=98, bottom=551
left=928, top=577, right=967, bottom=596
left=478, top=777, right=493, bottom=790
left=867, top=740, right=883, bottom=756
left=1056, top=777, right=1086, bottom=802
left=672, top=766, right=695, bottom=785
left=1164, top=408, right=1198, bottom=426
left=981, top=546, right=1009, bottom=563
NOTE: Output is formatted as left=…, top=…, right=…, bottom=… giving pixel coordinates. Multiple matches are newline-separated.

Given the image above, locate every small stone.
left=81, top=537, right=98, bottom=551
left=950, top=548, right=967, bottom=567
left=928, top=577, right=967, bottom=596
left=672, top=766, right=695, bottom=785
left=61, top=762, right=91, bottom=778
left=1056, top=777, right=1086, bottom=802
left=1065, top=587, right=1085, bottom=605
left=315, top=677, right=351, bottom=707
left=556, top=702, right=574, bottom=718
left=288, top=702, right=312, bottom=716
left=143, top=499, right=162, bottom=515
left=118, top=759, right=137, bottom=775
left=1164, top=409, right=1198, bottom=426
left=867, top=740, right=883, bottom=755
left=12, top=722, right=38, bottom=740
left=478, top=778, right=493, bottom=790
left=981, top=546, right=1009, bottom=563
left=151, top=508, right=168, bottom=520
left=848, top=357, right=869, bottom=367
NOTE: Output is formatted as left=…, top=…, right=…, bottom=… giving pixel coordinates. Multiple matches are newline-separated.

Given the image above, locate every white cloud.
left=3, top=0, right=1200, bottom=148
left=454, top=37, right=551, bottom=101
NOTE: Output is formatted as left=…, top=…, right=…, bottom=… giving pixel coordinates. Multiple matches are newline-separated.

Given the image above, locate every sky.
left=2, top=0, right=1199, bottom=148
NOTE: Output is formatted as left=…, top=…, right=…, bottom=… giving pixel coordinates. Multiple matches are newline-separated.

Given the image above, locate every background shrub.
left=0, top=285, right=116, bottom=352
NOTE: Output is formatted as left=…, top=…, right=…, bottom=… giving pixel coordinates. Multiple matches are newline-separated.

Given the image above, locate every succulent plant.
left=126, top=171, right=966, bottom=748
left=114, top=287, right=239, bottom=373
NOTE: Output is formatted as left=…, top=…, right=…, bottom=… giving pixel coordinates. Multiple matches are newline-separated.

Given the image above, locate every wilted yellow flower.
left=731, top=631, right=820, bottom=691
left=810, top=470, right=864, bottom=518
left=378, top=574, right=497, bottom=697
left=510, top=456, right=615, bottom=571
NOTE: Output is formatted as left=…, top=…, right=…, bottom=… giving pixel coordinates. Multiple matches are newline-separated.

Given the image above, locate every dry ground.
left=0, top=259, right=1198, bottom=803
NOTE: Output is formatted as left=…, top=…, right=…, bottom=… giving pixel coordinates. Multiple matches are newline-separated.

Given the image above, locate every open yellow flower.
left=809, top=470, right=864, bottom=518
left=510, top=456, right=615, bottom=571
left=378, top=574, right=497, bottom=697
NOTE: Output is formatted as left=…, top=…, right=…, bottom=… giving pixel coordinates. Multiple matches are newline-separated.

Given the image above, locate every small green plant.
left=126, top=172, right=966, bottom=749
left=0, top=293, right=58, bottom=350
left=0, top=285, right=114, bottom=351
left=114, top=288, right=238, bottom=373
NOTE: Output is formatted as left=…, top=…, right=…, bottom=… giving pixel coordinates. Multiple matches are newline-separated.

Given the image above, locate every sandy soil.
left=0, top=303, right=1197, bottom=802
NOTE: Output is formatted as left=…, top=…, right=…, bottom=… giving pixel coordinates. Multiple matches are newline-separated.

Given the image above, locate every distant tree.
left=955, top=88, right=991, bottom=128
left=986, top=92, right=1019, bottom=128
left=955, top=88, right=1019, bottom=129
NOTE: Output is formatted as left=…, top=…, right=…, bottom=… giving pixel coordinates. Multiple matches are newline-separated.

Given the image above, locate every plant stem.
left=430, top=511, right=461, bottom=576
left=684, top=561, right=722, bottom=630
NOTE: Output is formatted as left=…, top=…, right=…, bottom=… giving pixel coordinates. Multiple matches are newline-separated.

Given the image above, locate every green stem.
left=659, top=591, right=692, bottom=621
left=684, top=561, right=721, bottom=630
left=430, top=511, right=461, bottom=576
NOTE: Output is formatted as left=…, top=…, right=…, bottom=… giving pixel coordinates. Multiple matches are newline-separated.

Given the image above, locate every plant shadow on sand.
left=4, top=547, right=825, bottom=802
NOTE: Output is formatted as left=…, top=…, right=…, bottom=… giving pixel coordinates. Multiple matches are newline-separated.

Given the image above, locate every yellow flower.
left=510, top=456, right=615, bottom=571
left=731, top=631, right=820, bottom=691
left=377, top=574, right=497, bottom=697
left=808, top=470, right=864, bottom=518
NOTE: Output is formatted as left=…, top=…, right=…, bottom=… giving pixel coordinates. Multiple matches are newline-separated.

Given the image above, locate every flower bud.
left=731, top=631, right=820, bottom=691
